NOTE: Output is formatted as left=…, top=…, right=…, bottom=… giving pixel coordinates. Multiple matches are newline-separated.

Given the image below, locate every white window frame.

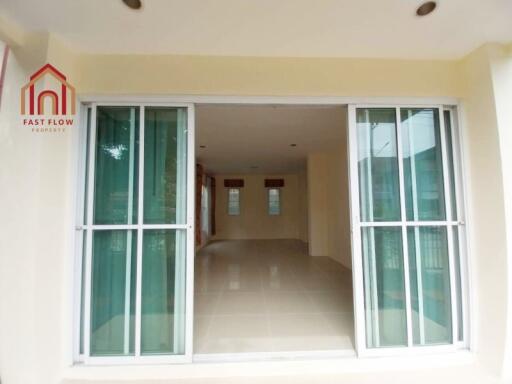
left=227, top=187, right=241, bottom=216
left=267, top=188, right=281, bottom=215
left=71, top=95, right=471, bottom=368
left=347, top=104, right=470, bottom=358
left=74, top=102, right=196, bottom=365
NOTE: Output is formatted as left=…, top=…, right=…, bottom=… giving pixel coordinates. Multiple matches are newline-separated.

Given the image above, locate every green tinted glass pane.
left=79, top=232, right=86, bottom=355
left=142, top=230, right=186, bottom=354
left=94, top=107, right=139, bottom=224
left=357, top=109, right=401, bottom=222
left=83, top=107, right=91, bottom=224
left=401, top=109, right=446, bottom=221
left=91, top=230, right=137, bottom=356
left=362, top=227, right=407, bottom=347
left=444, top=110, right=458, bottom=220
left=453, top=228, right=463, bottom=341
left=144, top=108, right=188, bottom=224
left=408, top=227, right=452, bottom=345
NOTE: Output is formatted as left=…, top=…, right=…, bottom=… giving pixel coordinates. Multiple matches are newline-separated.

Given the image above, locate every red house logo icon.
left=20, top=63, right=75, bottom=115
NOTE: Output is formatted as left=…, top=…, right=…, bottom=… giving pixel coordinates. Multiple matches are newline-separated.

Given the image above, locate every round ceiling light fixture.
left=122, top=0, right=142, bottom=10
left=416, top=1, right=436, bottom=16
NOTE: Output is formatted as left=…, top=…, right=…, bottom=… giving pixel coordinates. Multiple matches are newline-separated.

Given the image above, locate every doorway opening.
left=193, top=104, right=354, bottom=355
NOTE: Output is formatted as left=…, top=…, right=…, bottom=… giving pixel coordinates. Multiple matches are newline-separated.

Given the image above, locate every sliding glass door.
left=78, top=103, right=194, bottom=363
left=348, top=105, right=466, bottom=355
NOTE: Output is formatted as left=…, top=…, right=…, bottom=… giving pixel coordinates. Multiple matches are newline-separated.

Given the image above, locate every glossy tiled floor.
left=194, top=239, right=355, bottom=354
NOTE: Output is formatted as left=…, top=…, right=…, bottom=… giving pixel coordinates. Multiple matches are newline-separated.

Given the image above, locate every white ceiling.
left=196, top=105, right=346, bottom=174
left=1, top=0, right=511, bottom=59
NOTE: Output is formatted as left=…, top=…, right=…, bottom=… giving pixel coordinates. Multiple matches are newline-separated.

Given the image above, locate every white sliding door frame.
left=347, top=104, right=469, bottom=358
left=76, top=102, right=195, bottom=365
left=71, top=96, right=469, bottom=365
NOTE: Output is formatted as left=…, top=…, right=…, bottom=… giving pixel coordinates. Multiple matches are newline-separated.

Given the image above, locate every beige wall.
left=307, top=139, right=351, bottom=269
left=326, top=141, right=352, bottom=269
left=212, top=174, right=303, bottom=240
left=297, top=169, right=309, bottom=243
left=307, top=153, right=329, bottom=256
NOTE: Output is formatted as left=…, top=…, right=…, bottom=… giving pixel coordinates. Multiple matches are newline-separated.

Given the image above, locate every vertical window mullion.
left=395, top=107, right=414, bottom=348
left=83, top=104, right=98, bottom=358
left=439, top=106, right=459, bottom=344
left=135, top=106, right=145, bottom=357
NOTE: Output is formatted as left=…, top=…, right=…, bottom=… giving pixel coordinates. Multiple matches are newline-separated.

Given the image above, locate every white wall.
left=212, top=174, right=303, bottom=240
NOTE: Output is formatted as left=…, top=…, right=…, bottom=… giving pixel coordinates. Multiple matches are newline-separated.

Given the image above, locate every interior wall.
left=212, top=173, right=303, bottom=240
left=307, top=138, right=351, bottom=269
left=326, top=140, right=351, bottom=269
left=297, top=169, right=309, bottom=243
left=307, top=153, right=329, bottom=256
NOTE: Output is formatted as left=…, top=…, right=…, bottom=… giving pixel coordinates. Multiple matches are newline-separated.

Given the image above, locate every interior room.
left=193, top=104, right=354, bottom=355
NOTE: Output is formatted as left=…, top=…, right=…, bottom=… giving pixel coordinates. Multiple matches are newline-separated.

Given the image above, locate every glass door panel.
left=94, top=107, right=139, bottom=225
left=90, top=230, right=137, bottom=356
left=141, top=229, right=186, bottom=355
left=350, top=105, right=464, bottom=354
left=362, top=227, right=407, bottom=347
left=356, top=109, right=401, bottom=222
left=81, top=104, right=193, bottom=362
left=407, top=227, right=452, bottom=345
left=401, top=109, right=445, bottom=221
left=144, top=108, right=188, bottom=224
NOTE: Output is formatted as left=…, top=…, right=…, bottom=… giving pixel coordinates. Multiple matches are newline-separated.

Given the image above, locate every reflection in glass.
left=362, top=227, right=407, bottom=347
left=408, top=227, right=452, bottom=345
left=144, top=108, right=188, bottom=224
left=141, top=230, right=186, bottom=354
left=91, top=230, right=137, bottom=356
left=401, top=109, right=445, bottom=221
left=94, top=107, right=139, bottom=224
left=357, top=109, right=401, bottom=222
left=453, top=228, right=463, bottom=341
left=444, top=110, right=458, bottom=220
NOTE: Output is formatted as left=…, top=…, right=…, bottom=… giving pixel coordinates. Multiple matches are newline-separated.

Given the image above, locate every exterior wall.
left=212, top=174, right=302, bottom=240
left=456, top=45, right=510, bottom=375
left=75, top=54, right=462, bottom=97
left=1, top=26, right=512, bottom=384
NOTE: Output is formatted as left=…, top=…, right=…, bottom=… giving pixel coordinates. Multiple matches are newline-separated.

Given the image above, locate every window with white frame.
left=268, top=188, right=281, bottom=215
left=78, top=105, right=190, bottom=361
left=351, top=106, right=467, bottom=353
left=227, top=188, right=240, bottom=215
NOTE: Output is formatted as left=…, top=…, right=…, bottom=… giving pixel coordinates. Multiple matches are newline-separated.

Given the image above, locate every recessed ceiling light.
left=199, top=145, right=206, bottom=149
left=122, top=0, right=142, bottom=10
left=290, top=144, right=297, bottom=147
left=416, top=1, right=436, bottom=16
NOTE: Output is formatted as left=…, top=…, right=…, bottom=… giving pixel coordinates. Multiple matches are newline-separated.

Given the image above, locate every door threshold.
left=193, top=349, right=356, bottom=363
